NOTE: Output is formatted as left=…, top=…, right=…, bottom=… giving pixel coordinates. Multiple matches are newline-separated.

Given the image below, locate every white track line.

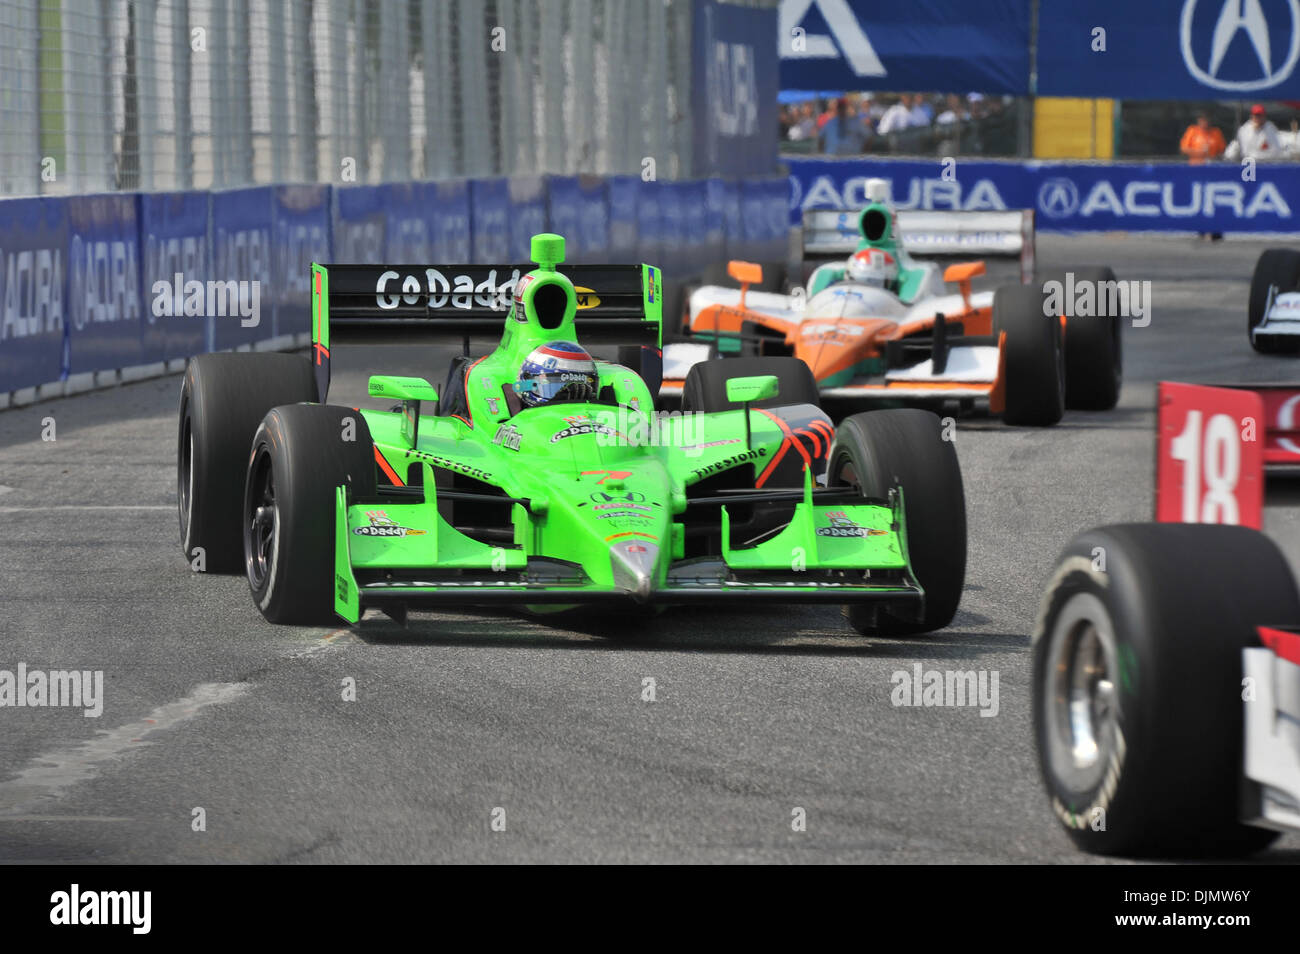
left=0, top=682, right=251, bottom=817
left=0, top=505, right=173, bottom=513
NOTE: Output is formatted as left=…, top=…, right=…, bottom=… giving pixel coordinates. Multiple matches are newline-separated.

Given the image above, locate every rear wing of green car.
left=310, top=262, right=662, bottom=402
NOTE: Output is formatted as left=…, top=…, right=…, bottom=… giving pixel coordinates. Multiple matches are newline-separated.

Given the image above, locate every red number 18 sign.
left=1156, top=382, right=1264, bottom=529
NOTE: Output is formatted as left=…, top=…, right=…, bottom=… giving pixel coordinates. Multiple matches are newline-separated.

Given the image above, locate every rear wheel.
left=681, top=355, right=820, bottom=412
left=993, top=284, right=1064, bottom=426
left=1248, top=248, right=1300, bottom=354
left=178, top=353, right=317, bottom=572
left=830, top=409, right=966, bottom=636
left=244, top=404, right=377, bottom=624
left=1034, top=523, right=1297, bottom=857
left=1038, top=267, right=1122, bottom=410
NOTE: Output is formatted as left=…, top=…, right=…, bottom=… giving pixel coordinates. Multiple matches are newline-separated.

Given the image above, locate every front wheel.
left=1034, top=523, right=1297, bottom=857
left=993, top=284, right=1064, bottom=426
left=830, top=409, right=966, bottom=636
left=1248, top=248, right=1300, bottom=355
left=244, top=404, right=377, bottom=624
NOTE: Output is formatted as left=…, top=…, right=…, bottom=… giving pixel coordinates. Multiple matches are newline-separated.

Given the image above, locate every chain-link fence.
left=0, top=0, right=698, bottom=196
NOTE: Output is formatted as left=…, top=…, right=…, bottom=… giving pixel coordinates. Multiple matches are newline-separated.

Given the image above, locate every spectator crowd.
left=780, top=91, right=1011, bottom=156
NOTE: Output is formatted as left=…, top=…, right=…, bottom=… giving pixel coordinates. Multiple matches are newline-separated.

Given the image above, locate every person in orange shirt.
left=1180, top=112, right=1226, bottom=240
left=1180, top=112, right=1225, bottom=164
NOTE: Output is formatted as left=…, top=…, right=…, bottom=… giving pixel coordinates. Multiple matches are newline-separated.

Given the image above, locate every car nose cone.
left=609, top=540, right=659, bottom=603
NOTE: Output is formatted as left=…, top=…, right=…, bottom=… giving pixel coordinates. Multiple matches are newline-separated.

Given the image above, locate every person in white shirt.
left=935, top=94, right=967, bottom=126
left=1225, top=104, right=1284, bottom=161
left=876, top=94, right=913, bottom=135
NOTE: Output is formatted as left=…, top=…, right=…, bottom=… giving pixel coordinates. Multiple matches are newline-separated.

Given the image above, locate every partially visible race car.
left=661, top=178, right=1122, bottom=427
left=1248, top=247, right=1300, bottom=353
left=176, top=233, right=967, bottom=637
left=1034, top=381, right=1300, bottom=856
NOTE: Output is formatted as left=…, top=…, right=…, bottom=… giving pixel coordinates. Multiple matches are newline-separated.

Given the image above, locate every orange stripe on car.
left=374, top=446, right=404, bottom=486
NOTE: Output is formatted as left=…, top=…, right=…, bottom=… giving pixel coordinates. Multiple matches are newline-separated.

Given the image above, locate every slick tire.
left=1034, top=523, right=1297, bottom=857
left=1248, top=248, right=1300, bottom=355
left=994, top=283, right=1065, bottom=426
left=1039, top=267, right=1123, bottom=410
left=178, top=353, right=317, bottom=573
left=244, top=404, right=377, bottom=624
left=831, top=409, right=966, bottom=637
left=681, top=356, right=820, bottom=412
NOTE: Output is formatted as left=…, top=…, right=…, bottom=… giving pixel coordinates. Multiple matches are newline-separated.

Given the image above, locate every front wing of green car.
left=332, top=463, right=922, bottom=624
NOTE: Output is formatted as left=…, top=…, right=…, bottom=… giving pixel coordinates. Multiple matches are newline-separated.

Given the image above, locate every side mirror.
left=727, top=260, right=764, bottom=286
left=726, top=375, right=779, bottom=451
left=725, top=374, right=779, bottom=404
left=369, top=375, right=438, bottom=447
left=942, top=261, right=986, bottom=283
left=368, top=375, right=438, bottom=401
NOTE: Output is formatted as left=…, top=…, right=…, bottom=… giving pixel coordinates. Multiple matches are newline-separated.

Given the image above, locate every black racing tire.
left=177, top=352, right=317, bottom=573
left=1248, top=248, right=1300, bottom=355
left=831, top=409, right=966, bottom=637
left=1039, top=267, right=1123, bottom=410
left=244, top=404, right=377, bottom=624
left=681, top=355, right=820, bottom=412
left=994, top=283, right=1064, bottom=426
left=1034, top=523, right=1297, bottom=857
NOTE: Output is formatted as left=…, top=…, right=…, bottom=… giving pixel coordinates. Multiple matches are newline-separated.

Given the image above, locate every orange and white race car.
left=662, top=181, right=1122, bottom=427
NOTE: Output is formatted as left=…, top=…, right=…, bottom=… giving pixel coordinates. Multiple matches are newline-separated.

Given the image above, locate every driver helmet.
left=513, top=341, right=599, bottom=408
left=846, top=248, right=898, bottom=289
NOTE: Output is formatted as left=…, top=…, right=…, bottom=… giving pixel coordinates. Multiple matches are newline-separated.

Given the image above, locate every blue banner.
left=577, top=176, right=610, bottom=265
left=740, top=178, right=789, bottom=264
left=210, top=187, right=273, bottom=351
left=636, top=180, right=662, bottom=273
left=659, top=182, right=686, bottom=276
left=718, top=178, right=743, bottom=260
left=779, top=0, right=1031, bottom=95
left=272, top=185, right=330, bottom=338
left=471, top=178, right=510, bottom=263
left=692, top=0, right=780, bottom=176
left=431, top=180, right=472, bottom=263
left=382, top=182, right=433, bottom=263
left=786, top=156, right=1300, bottom=233
left=607, top=176, right=639, bottom=263
left=1039, top=0, right=1300, bottom=100
left=546, top=176, right=581, bottom=264
left=0, top=197, right=68, bottom=391
left=332, top=185, right=385, bottom=264
left=509, top=177, right=548, bottom=262
left=140, top=191, right=208, bottom=363
left=66, top=194, right=144, bottom=376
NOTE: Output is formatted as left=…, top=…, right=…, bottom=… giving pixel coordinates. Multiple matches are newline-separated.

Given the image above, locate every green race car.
left=177, top=233, right=966, bottom=636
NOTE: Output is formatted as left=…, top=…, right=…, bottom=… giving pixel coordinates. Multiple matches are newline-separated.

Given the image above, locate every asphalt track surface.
left=2, top=234, right=1299, bottom=864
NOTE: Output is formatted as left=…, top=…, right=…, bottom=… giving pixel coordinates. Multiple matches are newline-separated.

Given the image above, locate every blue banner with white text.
left=272, top=185, right=331, bottom=338
left=140, top=190, right=209, bottom=363
left=692, top=0, right=780, bottom=176
left=778, top=0, right=1031, bottom=95
left=66, top=194, right=144, bottom=375
left=0, top=197, right=68, bottom=390
left=210, top=187, right=273, bottom=351
left=786, top=156, right=1300, bottom=233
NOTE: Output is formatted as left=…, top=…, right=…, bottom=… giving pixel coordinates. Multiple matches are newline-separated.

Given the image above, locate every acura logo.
left=1037, top=178, right=1079, bottom=219
left=1181, top=0, right=1300, bottom=91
